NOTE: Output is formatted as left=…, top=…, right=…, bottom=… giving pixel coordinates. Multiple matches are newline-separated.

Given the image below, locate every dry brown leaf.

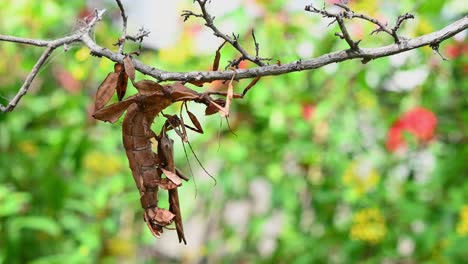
left=165, top=82, right=197, bottom=100
left=94, top=72, right=118, bottom=110
left=187, top=109, right=204, bottom=133
left=116, top=71, right=128, bottom=101
left=155, top=178, right=179, bottom=190
left=213, top=40, right=227, bottom=71
left=134, top=79, right=164, bottom=95
left=220, top=72, right=235, bottom=118
left=153, top=208, right=175, bottom=225
left=205, top=98, right=226, bottom=115
left=124, top=55, right=136, bottom=83
left=161, top=168, right=182, bottom=186
left=114, top=63, right=124, bottom=73
left=92, top=97, right=136, bottom=123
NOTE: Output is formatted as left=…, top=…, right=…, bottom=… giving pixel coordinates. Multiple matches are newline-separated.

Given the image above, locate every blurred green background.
left=0, top=0, right=467, bottom=263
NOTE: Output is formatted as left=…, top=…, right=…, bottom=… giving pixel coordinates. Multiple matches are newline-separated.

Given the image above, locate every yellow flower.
left=456, top=205, right=468, bottom=236
left=19, top=140, right=38, bottom=156
left=350, top=208, right=387, bottom=244
left=74, top=47, right=89, bottom=62
left=343, top=160, right=379, bottom=198
left=83, top=151, right=122, bottom=177
left=105, top=237, right=135, bottom=258
left=355, top=89, right=376, bottom=110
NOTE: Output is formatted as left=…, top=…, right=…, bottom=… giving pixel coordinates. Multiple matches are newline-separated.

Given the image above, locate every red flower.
left=445, top=41, right=468, bottom=59
left=386, top=107, right=437, bottom=152
left=301, top=103, right=315, bottom=121
left=238, top=60, right=249, bottom=69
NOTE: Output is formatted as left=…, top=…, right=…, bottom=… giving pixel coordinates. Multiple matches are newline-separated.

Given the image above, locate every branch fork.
left=1, top=1, right=467, bottom=113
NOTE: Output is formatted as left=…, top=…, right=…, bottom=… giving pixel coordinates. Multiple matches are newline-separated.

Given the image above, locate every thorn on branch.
left=361, top=57, right=372, bottom=64
left=90, top=50, right=103, bottom=57
left=227, top=58, right=244, bottom=69
left=430, top=42, right=448, bottom=61
left=327, top=19, right=337, bottom=27
left=305, top=3, right=416, bottom=45
left=126, top=27, right=151, bottom=42
left=251, top=30, right=260, bottom=58
left=232, top=33, right=240, bottom=43
left=181, top=10, right=204, bottom=22
left=370, top=27, right=385, bottom=35
left=115, top=0, right=128, bottom=54
left=295, top=59, right=304, bottom=71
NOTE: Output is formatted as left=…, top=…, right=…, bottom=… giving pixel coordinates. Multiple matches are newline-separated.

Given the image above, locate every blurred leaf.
left=8, top=216, right=61, bottom=237
left=0, top=186, right=31, bottom=217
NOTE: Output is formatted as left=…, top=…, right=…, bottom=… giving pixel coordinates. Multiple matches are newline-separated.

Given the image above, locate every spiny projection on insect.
left=92, top=48, right=260, bottom=243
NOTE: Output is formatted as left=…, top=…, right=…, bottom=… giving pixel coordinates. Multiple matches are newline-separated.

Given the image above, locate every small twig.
left=125, top=27, right=150, bottom=42
left=181, top=0, right=269, bottom=67
left=251, top=30, right=260, bottom=58
left=204, top=91, right=243, bottom=99
left=79, top=15, right=467, bottom=82
left=227, top=57, right=243, bottom=69
left=305, top=5, right=360, bottom=50
left=392, top=13, right=415, bottom=35
left=0, top=47, right=54, bottom=112
left=1, top=8, right=467, bottom=113
left=115, top=0, right=128, bottom=54
left=180, top=10, right=204, bottom=21
left=0, top=35, right=51, bottom=47
left=335, top=16, right=360, bottom=50
left=306, top=3, right=416, bottom=44
left=0, top=9, right=106, bottom=113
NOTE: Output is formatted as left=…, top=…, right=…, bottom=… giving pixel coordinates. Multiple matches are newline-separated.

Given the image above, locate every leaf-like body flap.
left=94, top=72, right=119, bottom=110
left=93, top=97, right=136, bottom=123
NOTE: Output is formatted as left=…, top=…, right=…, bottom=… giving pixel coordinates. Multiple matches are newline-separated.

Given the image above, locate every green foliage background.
left=0, top=0, right=467, bottom=263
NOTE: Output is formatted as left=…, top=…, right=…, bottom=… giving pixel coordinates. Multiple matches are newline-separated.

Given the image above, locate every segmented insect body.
left=93, top=76, right=217, bottom=244
left=157, top=132, right=186, bottom=244
left=122, top=94, right=177, bottom=238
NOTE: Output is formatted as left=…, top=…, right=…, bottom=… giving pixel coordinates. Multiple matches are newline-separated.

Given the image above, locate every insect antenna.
left=186, top=140, right=217, bottom=186
left=217, top=115, right=237, bottom=152
left=180, top=138, right=198, bottom=197
left=0, top=94, right=11, bottom=103
left=224, top=116, right=237, bottom=137
left=177, top=102, right=199, bottom=197
left=217, top=117, right=222, bottom=152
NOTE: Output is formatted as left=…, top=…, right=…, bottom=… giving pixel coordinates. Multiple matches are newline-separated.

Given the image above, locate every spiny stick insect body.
left=92, top=52, right=259, bottom=243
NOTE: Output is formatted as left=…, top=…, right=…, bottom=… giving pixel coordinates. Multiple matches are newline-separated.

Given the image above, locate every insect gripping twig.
left=92, top=55, right=246, bottom=243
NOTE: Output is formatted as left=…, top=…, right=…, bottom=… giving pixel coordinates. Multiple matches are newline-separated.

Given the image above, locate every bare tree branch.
left=181, top=0, right=270, bottom=68
left=0, top=1, right=467, bottom=113
left=0, top=47, right=54, bottom=112
left=305, top=3, right=415, bottom=44
left=80, top=15, right=467, bottom=82
left=114, top=0, right=128, bottom=54
left=0, top=35, right=52, bottom=47
left=305, top=4, right=360, bottom=49
left=0, top=9, right=106, bottom=113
